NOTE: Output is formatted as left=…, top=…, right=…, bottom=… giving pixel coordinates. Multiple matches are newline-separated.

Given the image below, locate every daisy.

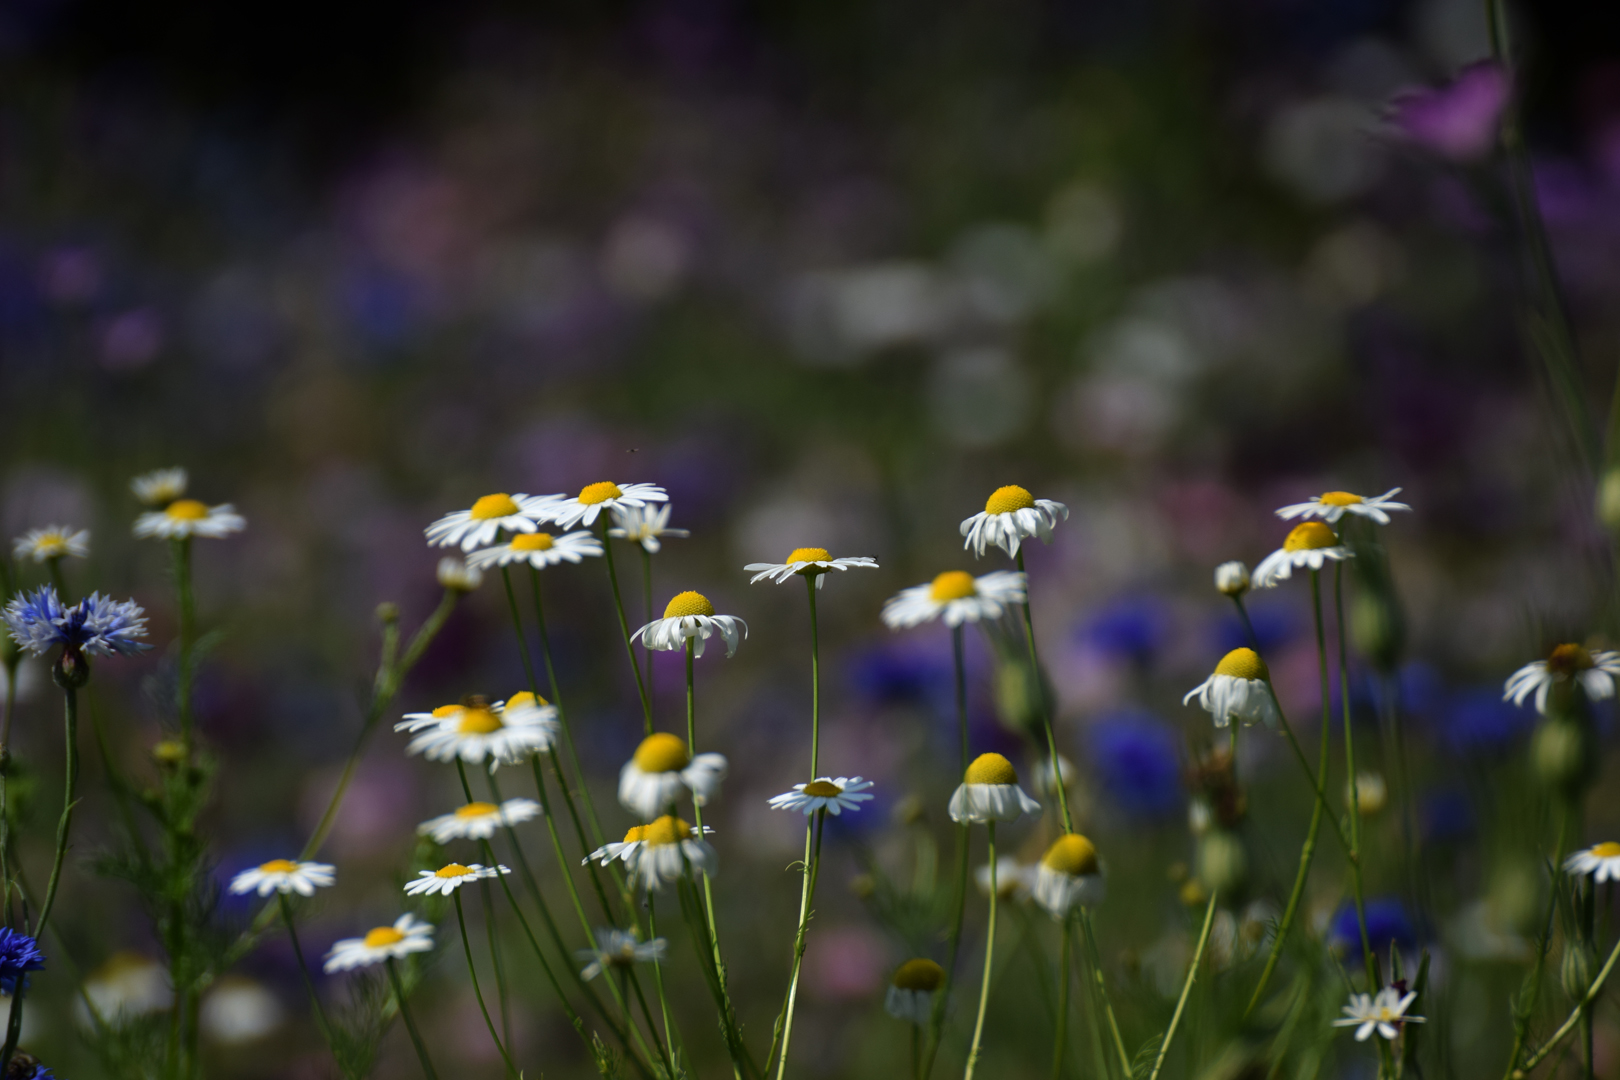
left=975, top=856, right=1034, bottom=902
left=743, top=547, right=879, bottom=588
left=960, top=484, right=1069, bottom=558
left=13, top=527, right=89, bottom=563
left=435, top=556, right=483, bottom=593
left=623, top=815, right=718, bottom=892
left=395, top=695, right=560, bottom=771
left=466, top=530, right=602, bottom=571
left=425, top=493, right=559, bottom=552
left=5, top=587, right=150, bottom=658
left=539, top=482, right=668, bottom=531
left=584, top=822, right=715, bottom=868
left=768, top=776, right=875, bottom=815
left=881, top=570, right=1026, bottom=629
left=608, top=503, right=688, bottom=554
left=1251, top=522, right=1351, bottom=588
left=1032, top=834, right=1106, bottom=919
left=323, top=914, right=435, bottom=973
left=227, top=859, right=335, bottom=898
left=632, top=591, right=747, bottom=658
left=1182, top=648, right=1280, bottom=729
left=1332, top=987, right=1424, bottom=1042
left=1276, top=488, right=1411, bottom=526
left=948, top=753, right=1042, bottom=825
left=1214, top=561, right=1250, bottom=597
left=884, top=959, right=945, bottom=1025
left=403, top=862, right=510, bottom=897
left=418, top=799, right=542, bottom=844
left=1565, top=842, right=1620, bottom=883
left=618, top=732, right=727, bottom=818
left=130, top=467, right=188, bottom=507
left=1503, top=643, right=1620, bottom=714
left=133, top=499, right=246, bottom=540
left=576, top=928, right=668, bottom=981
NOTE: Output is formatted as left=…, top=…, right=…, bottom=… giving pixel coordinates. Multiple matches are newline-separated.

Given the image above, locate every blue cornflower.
left=1440, top=687, right=1534, bottom=755
left=1082, top=596, right=1170, bottom=665
left=1085, top=710, right=1184, bottom=821
left=8, top=1057, right=56, bottom=1079
left=0, top=926, right=46, bottom=995
left=1331, top=897, right=1418, bottom=963
left=3, top=587, right=150, bottom=658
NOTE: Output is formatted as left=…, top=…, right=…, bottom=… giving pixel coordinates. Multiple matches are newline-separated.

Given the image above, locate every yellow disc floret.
left=511, top=533, right=555, bottom=551
left=1547, top=643, right=1595, bottom=674
left=930, top=571, right=977, bottom=602
left=1213, top=647, right=1269, bottom=682
left=431, top=704, right=461, bottom=718
left=1041, top=834, right=1100, bottom=877
left=964, top=752, right=1018, bottom=786
left=579, top=482, right=623, bottom=505
left=457, top=708, right=502, bottom=734
left=504, top=691, right=549, bottom=709
left=891, top=958, right=945, bottom=991
left=663, top=591, right=715, bottom=618
left=1591, top=842, right=1620, bottom=858
left=363, top=927, right=405, bottom=948
left=435, top=863, right=473, bottom=878
left=633, top=733, right=692, bottom=773
left=258, top=859, right=299, bottom=874
left=642, top=815, right=693, bottom=846
left=470, top=494, right=520, bottom=520
left=456, top=802, right=498, bottom=819
left=623, top=825, right=648, bottom=843
left=165, top=499, right=209, bottom=521
left=1282, top=522, right=1339, bottom=552
left=1318, top=491, right=1363, bottom=506
left=787, top=547, right=831, bottom=564
left=985, top=485, right=1036, bottom=515
left=802, top=780, right=843, bottom=797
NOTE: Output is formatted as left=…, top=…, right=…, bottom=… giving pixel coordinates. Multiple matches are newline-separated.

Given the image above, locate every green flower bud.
left=1196, top=829, right=1247, bottom=897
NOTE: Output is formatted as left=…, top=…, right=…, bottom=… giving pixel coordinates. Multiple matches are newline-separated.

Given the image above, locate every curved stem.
left=1146, top=892, right=1218, bottom=1080
left=601, top=521, right=654, bottom=735
left=455, top=891, right=519, bottom=1077
left=773, top=810, right=826, bottom=1079
left=964, top=823, right=999, bottom=1080
left=1516, top=932, right=1620, bottom=1075
left=386, top=958, right=441, bottom=1080
left=1080, top=910, right=1131, bottom=1077
left=31, top=683, right=77, bottom=942
left=481, top=879, right=511, bottom=1046
left=1015, top=550, right=1071, bottom=833
left=278, top=894, right=335, bottom=1049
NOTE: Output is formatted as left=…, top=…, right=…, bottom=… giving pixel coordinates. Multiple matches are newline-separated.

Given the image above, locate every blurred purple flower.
left=1387, top=62, right=1508, bottom=162
left=100, top=308, right=164, bottom=371
left=1081, top=595, right=1170, bottom=666
left=1085, top=710, right=1182, bottom=821
left=39, top=246, right=102, bottom=304
left=1440, top=687, right=1533, bottom=755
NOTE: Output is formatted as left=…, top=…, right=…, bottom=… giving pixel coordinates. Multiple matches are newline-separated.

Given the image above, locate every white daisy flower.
left=767, top=776, right=875, bottom=815
left=974, top=855, right=1034, bottom=902
left=583, top=822, right=715, bottom=868
left=322, top=914, right=435, bottom=973
left=1564, top=842, right=1620, bottom=883
left=960, top=484, right=1069, bottom=558
left=948, top=753, right=1042, bottom=825
left=539, top=482, right=668, bottom=531
left=1214, top=561, right=1250, bottom=597
left=133, top=499, right=246, bottom=540
left=435, top=556, right=483, bottom=593
left=1332, top=987, right=1424, bottom=1042
left=1276, top=488, right=1411, bottom=526
left=424, top=493, right=557, bottom=552
left=1503, top=643, right=1620, bottom=714
left=1251, top=522, right=1351, bottom=588
left=403, top=862, right=510, bottom=897
left=576, top=928, right=668, bottom=981
left=1182, top=648, right=1280, bottom=729
left=881, top=570, right=1026, bottom=629
left=13, top=526, right=90, bottom=563
left=743, top=547, right=879, bottom=589
left=623, top=815, right=718, bottom=892
left=130, top=467, right=189, bottom=507
left=466, top=529, right=602, bottom=571
left=1031, top=834, right=1106, bottom=920
left=632, top=590, right=747, bottom=658
left=1034, top=755, right=1075, bottom=797
left=227, top=859, right=336, bottom=898
left=418, top=799, right=542, bottom=844
left=884, top=959, right=945, bottom=1025
left=618, top=732, right=727, bottom=818
left=608, top=504, right=689, bottom=554
left=395, top=695, right=560, bottom=772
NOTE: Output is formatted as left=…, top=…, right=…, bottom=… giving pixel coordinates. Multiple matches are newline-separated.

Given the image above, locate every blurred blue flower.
left=846, top=640, right=951, bottom=711
left=1420, top=789, right=1475, bottom=846
left=1440, top=687, right=1534, bottom=755
left=3, top=587, right=151, bottom=658
left=1085, top=710, right=1182, bottom=821
left=1081, top=596, right=1170, bottom=666
left=1213, top=606, right=1291, bottom=656
left=1331, top=897, right=1417, bottom=962
left=0, top=926, right=46, bottom=994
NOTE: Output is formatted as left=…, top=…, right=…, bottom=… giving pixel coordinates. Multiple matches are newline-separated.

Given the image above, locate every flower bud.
left=1561, top=939, right=1597, bottom=1001
left=1214, top=561, right=1250, bottom=597
left=1196, top=829, right=1247, bottom=896
left=1598, top=467, right=1620, bottom=534
left=436, top=557, right=483, bottom=593
left=1347, top=772, right=1386, bottom=816
left=993, top=656, right=1046, bottom=737
left=1531, top=717, right=1590, bottom=792
left=375, top=602, right=400, bottom=624
left=152, top=740, right=187, bottom=767
left=52, top=646, right=91, bottom=690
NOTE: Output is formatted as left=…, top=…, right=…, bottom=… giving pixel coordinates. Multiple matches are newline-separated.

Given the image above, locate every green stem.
left=499, top=567, right=540, bottom=691
left=772, top=810, right=826, bottom=1079
left=1146, top=891, right=1218, bottom=1080
left=278, top=894, right=336, bottom=1048
left=807, top=575, right=821, bottom=775
left=1015, top=550, right=1072, bottom=833
left=1336, top=564, right=1376, bottom=982
left=964, top=823, right=999, bottom=1080
left=646, top=894, right=684, bottom=1075
left=481, top=879, right=511, bottom=1047
left=601, top=520, right=654, bottom=735
left=1515, top=932, right=1620, bottom=1074
left=1080, top=910, right=1132, bottom=1077
left=31, top=681, right=78, bottom=942
left=0, top=656, right=18, bottom=922
left=1052, top=917, right=1071, bottom=1080
left=455, top=891, right=519, bottom=1077
left=46, top=557, right=66, bottom=602
left=386, top=958, right=441, bottom=1080
left=171, top=538, right=197, bottom=754
left=1503, top=807, right=1572, bottom=1079
left=952, top=626, right=967, bottom=774
left=529, top=568, right=609, bottom=847
left=641, top=545, right=655, bottom=697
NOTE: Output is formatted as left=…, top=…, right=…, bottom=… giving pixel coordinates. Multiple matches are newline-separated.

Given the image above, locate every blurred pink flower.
left=806, top=924, right=886, bottom=1000
left=100, top=308, right=164, bottom=370
left=1388, top=62, right=1509, bottom=162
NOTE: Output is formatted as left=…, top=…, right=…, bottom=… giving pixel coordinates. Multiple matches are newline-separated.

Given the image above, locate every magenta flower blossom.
left=1388, top=62, right=1509, bottom=162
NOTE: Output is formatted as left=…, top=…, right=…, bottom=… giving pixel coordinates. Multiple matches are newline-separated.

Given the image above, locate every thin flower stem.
left=641, top=545, right=655, bottom=697
left=952, top=626, right=967, bottom=774
left=454, top=891, right=520, bottom=1078
left=601, top=521, right=654, bottom=735
left=1080, top=910, right=1132, bottom=1077
left=1146, top=891, right=1218, bottom=1080
left=1502, top=805, right=1571, bottom=1080
left=912, top=1025, right=921, bottom=1080
left=46, top=556, right=66, bottom=601
left=772, top=809, right=826, bottom=1080
left=683, top=640, right=726, bottom=973
left=963, top=822, right=999, bottom=1080
left=1015, top=550, right=1072, bottom=833
left=386, top=958, right=441, bottom=1080
left=1052, top=916, right=1071, bottom=1080
left=1073, top=923, right=1111, bottom=1080
left=1335, top=564, right=1376, bottom=982
left=500, top=567, right=541, bottom=692
left=676, top=877, right=757, bottom=1079
left=31, top=681, right=77, bottom=943
left=529, top=567, right=610, bottom=848
left=0, top=654, right=18, bottom=921
left=171, top=537, right=197, bottom=753
left=277, top=894, right=335, bottom=1047
left=807, top=575, right=821, bottom=775
left=646, top=893, right=685, bottom=1075
left=1515, top=932, right=1620, bottom=1075
left=0, top=982, right=24, bottom=1073
left=480, top=879, right=512, bottom=1048
left=626, top=959, right=674, bottom=1077
left=1231, top=595, right=1261, bottom=651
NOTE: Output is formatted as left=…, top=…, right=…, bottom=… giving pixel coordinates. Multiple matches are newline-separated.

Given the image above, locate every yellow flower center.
left=470, top=494, right=520, bottom=520
left=258, top=859, right=299, bottom=874
left=663, top=591, right=715, bottom=618
left=1282, top=522, right=1339, bottom=552
left=511, top=533, right=554, bottom=551
left=642, top=815, right=693, bottom=847
left=802, top=780, right=843, bottom=797
left=431, top=704, right=461, bottom=718
left=1547, top=643, right=1594, bottom=675
left=363, top=927, right=405, bottom=948
left=964, top=752, right=1018, bottom=786
left=579, top=482, right=623, bottom=505
left=435, top=863, right=473, bottom=878
left=1591, top=842, right=1620, bottom=858
left=456, top=802, right=498, bottom=819
left=1319, top=491, right=1363, bottom=507
left=623, top=825, right=648, bottom=843
left=1213, top=647, right=1269, bottom=681
left=787, top=547, right=831, bottom=564
left=504, top=691, right=549, bottom=709
left=930, top=571, right=977, bottom=602
left=633, top=733, right=691, bottom=773
left=985, top=485, right=1036, bottom=515
left=457, top=708, right=502, bottom=734
left=1041, top=834, right=1100, bottom=877
left=165, top=499, right=209, bottom=521
left=891, top=958, right=945, bottom=992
